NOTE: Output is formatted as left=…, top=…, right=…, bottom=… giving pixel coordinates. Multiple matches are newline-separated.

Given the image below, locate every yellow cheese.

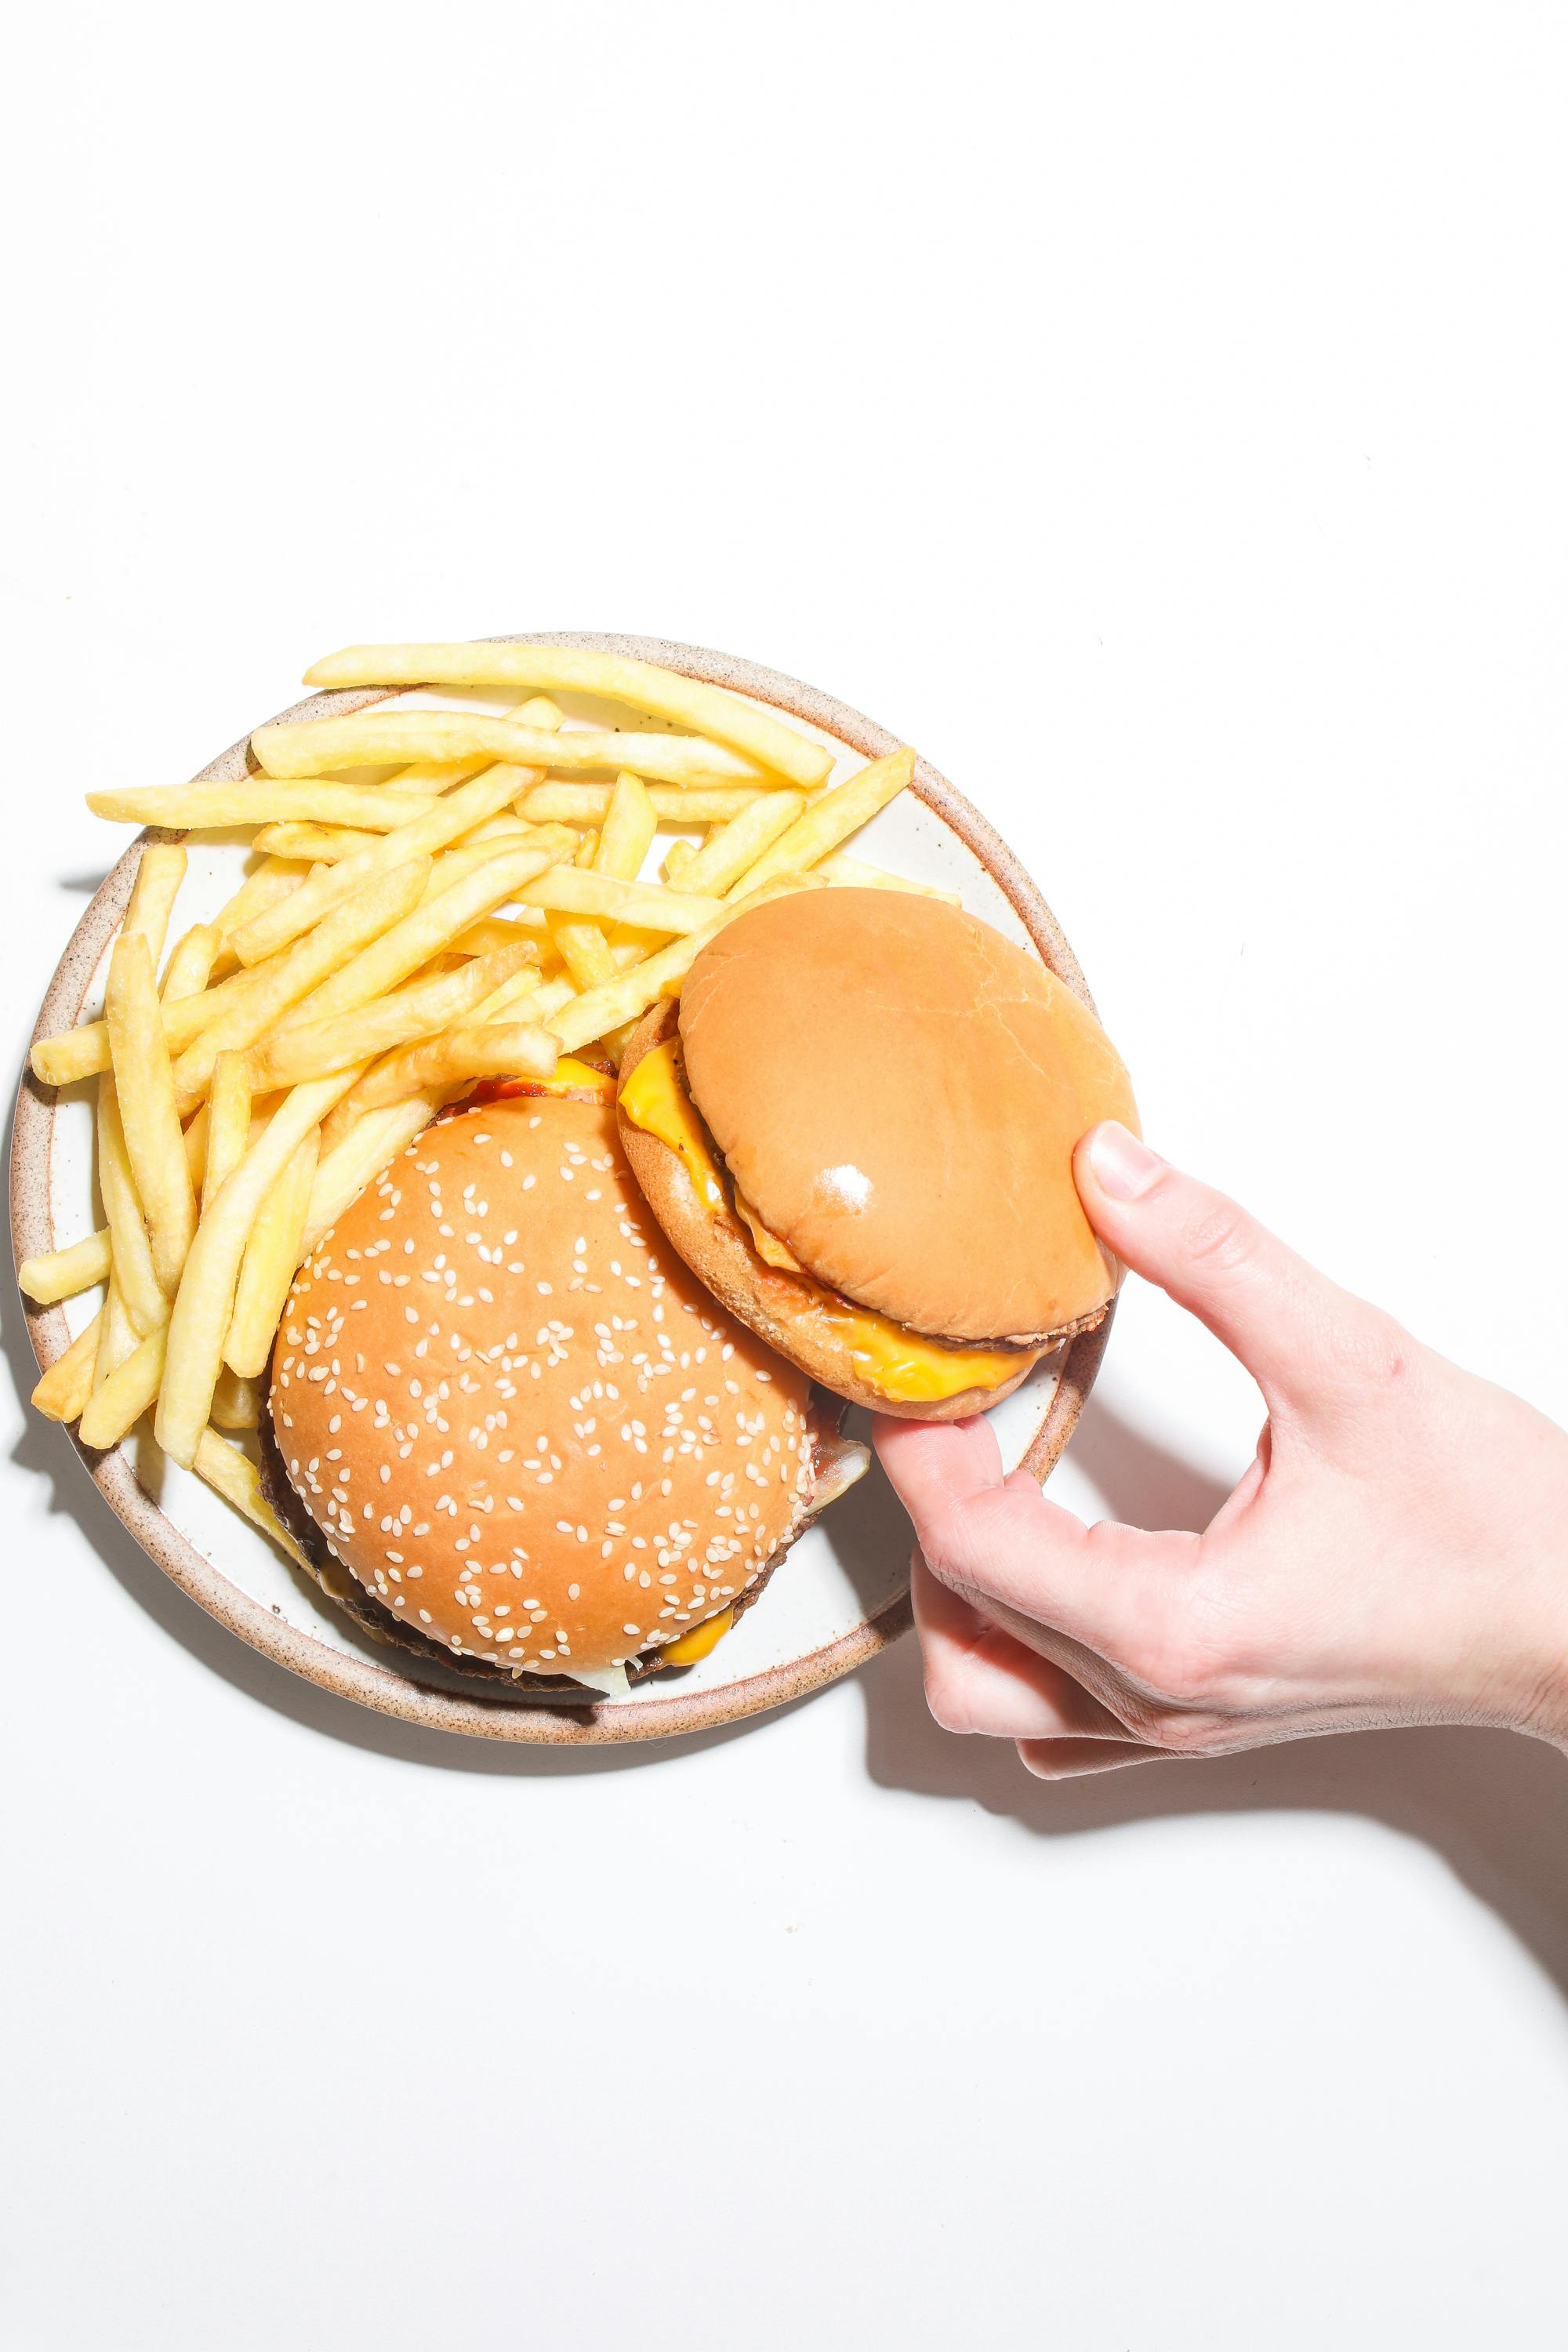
left=618, top=1040, right=1029, bottom=1403
left=732, top=1183, right=804, bottom=1272
left=661, top=1606, right=735, bottom=1666
left=617, top=1038, right=728, bottom=1211
left=535, top=1056, right=615, bottom=1099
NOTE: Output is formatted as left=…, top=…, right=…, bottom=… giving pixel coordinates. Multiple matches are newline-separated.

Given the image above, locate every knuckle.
left=1324, top=1308, right=1411, bottom=1393
left=1181, top=1197, right=1259, bottom=1278
left=921, top=1657, right=977, bottom=1736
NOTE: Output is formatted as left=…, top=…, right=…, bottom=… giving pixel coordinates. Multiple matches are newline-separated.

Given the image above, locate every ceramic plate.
left=10, top=635, right=1115, bottom=1743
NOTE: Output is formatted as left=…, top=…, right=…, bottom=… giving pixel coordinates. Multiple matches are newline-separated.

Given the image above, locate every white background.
left=4, top=5, right=1566, bottom=2346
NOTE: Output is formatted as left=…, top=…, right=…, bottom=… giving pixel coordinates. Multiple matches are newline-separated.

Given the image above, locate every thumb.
left=1074, top=1120, right=1383, bottom=1417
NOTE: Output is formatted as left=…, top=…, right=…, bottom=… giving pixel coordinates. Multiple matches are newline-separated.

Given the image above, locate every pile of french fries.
left=19, top=641, right=945, bottom=1567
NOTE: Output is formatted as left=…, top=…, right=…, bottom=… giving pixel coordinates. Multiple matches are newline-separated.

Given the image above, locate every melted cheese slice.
left=661, top=1606, right=735, bottom=1666
left=619, top=1038, right=1029, bottom=1403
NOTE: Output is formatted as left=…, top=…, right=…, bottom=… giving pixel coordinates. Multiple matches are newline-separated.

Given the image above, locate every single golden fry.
left=106, top=933, right=198, bottom=1292
left=122, top=844, right=187, bottom=974
left=31, top=1312, right=103, bottom=1423
left=78, top=1323, right=167, bottom=1450
left=596, top=771, right=658, bottom=880
left=228, top=761, right=541, bottom=965
left=93, top=1272, right=140, bottom=1391
left=155, top=1071, right=365, bottom=1468
left=301, top=644, right=834, bottom=788
left=251, top=713, right=762, bottom=787
left=251, top=822, right=379, bottom=863
left=18, top=1227, right=111, bottom=1305
left=212, top=1367, right=261, bottom=1429
left=211, top=856, right=307, bottom=943
left=96, top=1074, right=170, bottom=1337
left=520, top=782, right=768, bottom=825
left=225, top=1132, right=320, bottom=1378
left=662, top=840, right=696, bottom=883
left=547, top=911, right=619, bottom=993
left=815, top=851, right=962, bottom=904
left=89, top=782, right=439, bottom=831
left=301, top=1094, right=442, bottom=1257
left=160, top=923, right=220, bottom=1003
left=171, top=858, right=431, bottom=1115
left=193, top=1428, right=311, bottom=1570
left=248, top=939, right=538, bottom=1091
left=517, top=866, right=724, bottom=935
left=669, top=789, right=805, bottom=897
left=445, top=914, right=547, bottom=957
left=349, top=1022, right=556, bottom=1113
left=548, top=873, right=825, bottom=1052
left=272, top=845, right=552, bottom=1038
left=202, top=1052, right=252, bottom=1210
left=724, top=748, right=916, bottom=898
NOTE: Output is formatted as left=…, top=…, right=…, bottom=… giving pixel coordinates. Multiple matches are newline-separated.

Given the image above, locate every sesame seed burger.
left=263, top=1089, right=866, bottom=1696
left=617, top=888, right=1138, bottom=1421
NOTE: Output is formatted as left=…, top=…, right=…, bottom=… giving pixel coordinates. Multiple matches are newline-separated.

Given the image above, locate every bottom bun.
left=618, top=1004, right=1097, bottom=1421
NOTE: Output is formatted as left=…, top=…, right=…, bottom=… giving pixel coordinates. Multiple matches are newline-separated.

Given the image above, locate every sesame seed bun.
left=269, top=1096, right=829, bottom=1685
left=617, top=891, right=1137, bottom=1416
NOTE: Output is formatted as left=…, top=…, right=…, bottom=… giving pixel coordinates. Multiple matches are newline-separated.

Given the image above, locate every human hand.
left=875, top=1122, right=1568, bottom=1777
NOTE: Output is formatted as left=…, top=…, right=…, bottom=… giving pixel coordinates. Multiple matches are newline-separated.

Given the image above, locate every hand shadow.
left=859, top=1395, right=1568, bottom=2000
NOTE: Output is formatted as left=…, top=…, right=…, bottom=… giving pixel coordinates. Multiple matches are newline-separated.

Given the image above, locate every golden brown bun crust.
left=677, top=889, right=1137, bottom=1346
left=618, top=1004, right=1080, bottom=1421
left=270, top=1097, right=815, bottom=1676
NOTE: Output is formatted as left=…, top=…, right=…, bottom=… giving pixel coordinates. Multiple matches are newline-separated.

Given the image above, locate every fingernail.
left=1084, top=1121, right=1164, bottom=1201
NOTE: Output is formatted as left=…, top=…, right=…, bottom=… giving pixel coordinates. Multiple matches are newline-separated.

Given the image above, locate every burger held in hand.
left=264, top=1089, right=866, bottom=1695
left=617, top=888, right=1138, bottom=1420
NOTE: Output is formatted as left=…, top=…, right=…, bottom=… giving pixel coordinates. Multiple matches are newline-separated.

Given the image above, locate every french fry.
left=547, top=873, right=826, bottom=1053
left=251, top=822, right=379, bottom=863
left=228, top=760, right=548, bottom=966
left=270, top=845, right=551, bottom=1038
left=317, top=969, right=557, bottom=1146
left=516, top=866, right=724, bottom=935
left=96, top=1075, right=170, bottom=1337
left=446, top=914, right=547, bottom=957
left=347, top=1023, right=555, bottom=1114
left=88, top=782, right=439, bottom=832
left=247, top=938, right=539, bottom=1091
left=212, top=855, right=307, bottom=943
left=122, top=844, right=187, bottom=973
left=596, top=771, right=658, bottom=880
left=668, top=789, right=805, bottom=897
left=18, top=1228, right=111, bottom=1305
left=32, top=953, right=278, bottom=1087
left=155, top=1070, right=366, bottom=1468
left=302, top=644, right=835, bottom=789
left=547, top=911, right=618, bottom=993
left=93, top=1272, right=141, bottom=1389
left=301, top=1095, right=443, bottom=1256
left=251, top=713, right=763, bottom=788
left=815, top=851, right=962, bottom=904
left=226, top=1132, right=320, bottom=1377
left=193, top=1428, right=311, bottom=1570
left=78, top=1323, right=167, bottom=1450
left=520, top=782, right=768, bottom=826
left=662, top=840, right=697, bottom=883
left=202, top=1052, right=252, bottom=1211
left=353, top=693, right=567, bottom=801
left=170, top=858, right=431, bottom=1116
left=212, top=1367, right=260, bottom=1429
left=160, top=923, right=220, bottom=1002
left=31, top=1312, right=103, bottom=1423
left=724, top=748, right=916, bottom=897
left=106, top=932, right=198, bottom=1291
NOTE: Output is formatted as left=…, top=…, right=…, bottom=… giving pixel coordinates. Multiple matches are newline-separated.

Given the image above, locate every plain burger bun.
left=268, top=1094, right=835, bottom=1687
left=618, top=890, right=1138, bottom=1419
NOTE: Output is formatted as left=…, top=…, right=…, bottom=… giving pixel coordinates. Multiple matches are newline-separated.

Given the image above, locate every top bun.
left=678, top=890, right=1137, bottom=1345
left=269, top=1096, right=816, bottom=1679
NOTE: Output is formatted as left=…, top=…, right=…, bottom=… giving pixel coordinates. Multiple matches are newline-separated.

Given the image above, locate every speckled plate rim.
left=9, top=634, right=1116, bottom=1744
